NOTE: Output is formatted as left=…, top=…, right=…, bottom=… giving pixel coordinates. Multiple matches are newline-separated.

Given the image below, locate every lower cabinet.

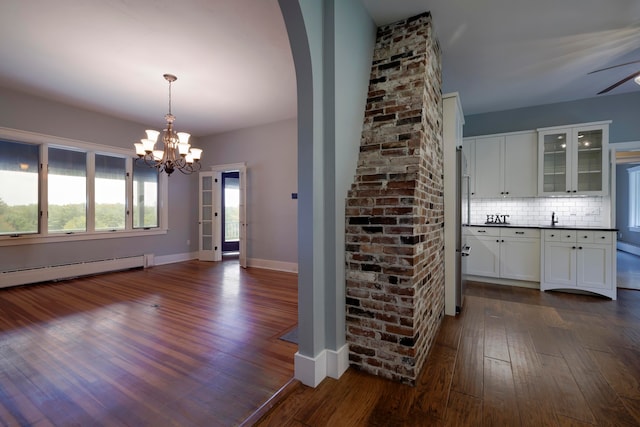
left=541, top=229, right=616, bottom=299
left=465, top=227, right=540, bottom=282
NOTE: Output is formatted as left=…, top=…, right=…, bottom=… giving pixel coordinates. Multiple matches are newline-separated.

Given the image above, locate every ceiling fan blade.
left=589, top=59, right=640, bottom=74
left=597, top=71, right=640, bottom=95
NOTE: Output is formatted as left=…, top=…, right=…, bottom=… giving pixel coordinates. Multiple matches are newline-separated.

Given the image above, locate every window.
left=0, top=128, right=167, bottom=246
left=629, top=165, right=640, bottom=232
left=0, top=140, right=39, bottom=235
left=48, top=147, right=87, bottom=233
left=133, top=160, right=159, bottom=228
left=95, top=154, right=126, bottom=231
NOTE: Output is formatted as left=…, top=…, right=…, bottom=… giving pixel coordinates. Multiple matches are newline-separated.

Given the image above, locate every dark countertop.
left=466, top=224, right=618, bottom=232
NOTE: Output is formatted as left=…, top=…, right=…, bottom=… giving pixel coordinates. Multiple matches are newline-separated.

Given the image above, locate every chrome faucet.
left=551, top=211, right=558, bottom=226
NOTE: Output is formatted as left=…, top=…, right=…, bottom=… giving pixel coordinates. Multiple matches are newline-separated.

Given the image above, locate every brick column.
left=345, top=12, right=444, bottom=386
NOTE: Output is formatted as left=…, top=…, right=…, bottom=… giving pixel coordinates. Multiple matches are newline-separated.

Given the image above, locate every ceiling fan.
left=589, top=59, right=640, bottom=95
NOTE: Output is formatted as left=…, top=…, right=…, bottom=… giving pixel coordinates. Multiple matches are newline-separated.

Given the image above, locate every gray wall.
left=616, top=163, right=640, bottom=247
left=278, top=0, right=375, bottom=376
left=464, top=92, right=640, bottom=143
left=198, top=118, right=298, bottom=264
left=0, top=86, right=198, bottom=270
left=331, top=0, right=376, bottom=352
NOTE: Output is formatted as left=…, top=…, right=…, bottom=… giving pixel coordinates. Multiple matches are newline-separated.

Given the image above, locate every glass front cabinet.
left=537, top=121, right=610, bottom=196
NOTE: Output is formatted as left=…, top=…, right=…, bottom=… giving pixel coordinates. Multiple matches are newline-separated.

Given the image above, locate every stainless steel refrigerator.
left=455, top=146, right=471, bottom=313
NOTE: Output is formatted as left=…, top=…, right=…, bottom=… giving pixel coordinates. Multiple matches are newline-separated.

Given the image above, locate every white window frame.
left=0, top=127, right=168, bottom=247
left=629, top=164, right=640, bottom=233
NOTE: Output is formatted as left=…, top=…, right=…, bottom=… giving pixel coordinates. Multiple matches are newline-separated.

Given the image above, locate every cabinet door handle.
left=502, top=239, right=505, bottom=243
left=578, top=246, right=583, bottom=250
left=572, top=246, right=576, bottom=249
left=505, top=191, right=509, bottom=195
left=496, top=239, right=500, bottom=243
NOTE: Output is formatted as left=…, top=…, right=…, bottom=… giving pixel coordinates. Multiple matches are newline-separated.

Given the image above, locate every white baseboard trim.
left=248, top=258, right=298, bottom=273
left=326, top=344, right=349, bottom=379
left=617, top=241, right=640, bottom=257
left=294, top=344, right=349, bottom=387
left=153, top=252, right=197, bottom=266
left=295, top=350, right=327, bottom=387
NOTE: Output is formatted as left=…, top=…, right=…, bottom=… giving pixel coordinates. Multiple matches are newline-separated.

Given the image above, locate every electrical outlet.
left=186, top=239, right=191, bottom=246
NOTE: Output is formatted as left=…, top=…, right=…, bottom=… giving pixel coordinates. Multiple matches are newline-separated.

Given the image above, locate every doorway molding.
left=209, top=162, right=247, bottom=268
left=611, top=141, right=640, bottom=257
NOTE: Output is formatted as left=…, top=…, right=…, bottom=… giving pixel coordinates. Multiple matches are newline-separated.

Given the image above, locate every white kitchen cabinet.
left=503, top=132, right=538, bottom=198
left=465, top=228, right=500, bottom=277
left=473, top=136, right=502, bottom=198
left=499, top=228, right=540, bottom=281
left=537, top=121, right=610, bottom=196
left=464, top=131, right=537, bottom=198
left=541, top=229, right=616, bottom=299
left=465, top=227, right=540, bottom=282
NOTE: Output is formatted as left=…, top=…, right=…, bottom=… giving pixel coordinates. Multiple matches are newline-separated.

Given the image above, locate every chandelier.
left=134, top=73, right=202, bottom=175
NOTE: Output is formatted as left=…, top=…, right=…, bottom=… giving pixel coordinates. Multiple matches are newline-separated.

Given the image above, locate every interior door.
left=198, top=172, right=219, bottom=261
left=208, top=163, right=247, bottom=268
left=238, top=167, right=247, bottom=268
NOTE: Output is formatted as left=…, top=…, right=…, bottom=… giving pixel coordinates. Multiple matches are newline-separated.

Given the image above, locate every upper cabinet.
left=537, top=121, right=610, bottom=196
left=463, top=130, right=537, bottom=198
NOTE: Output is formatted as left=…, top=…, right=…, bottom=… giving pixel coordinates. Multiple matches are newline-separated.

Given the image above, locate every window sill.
left=630, top=227, right=640, bottom=233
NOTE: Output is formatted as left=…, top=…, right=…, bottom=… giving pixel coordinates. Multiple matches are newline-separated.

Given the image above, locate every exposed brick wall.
left=345, top=12, right=444, bottom=386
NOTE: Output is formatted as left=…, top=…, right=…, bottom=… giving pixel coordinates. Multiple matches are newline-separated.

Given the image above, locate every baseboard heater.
left=0, top=256, right=145, bottom=289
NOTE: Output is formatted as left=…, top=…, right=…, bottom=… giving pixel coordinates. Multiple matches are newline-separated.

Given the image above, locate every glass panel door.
left=542, top=131, right=569, bottom=194
left=576, top=128, right=603, bottom=192
left=199, top=172, right=216, bottom=261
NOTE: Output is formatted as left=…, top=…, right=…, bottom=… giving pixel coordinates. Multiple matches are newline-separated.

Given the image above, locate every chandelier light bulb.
left=145, top=129, right=160, bottom=142
left=190, top=148, right=202, bottom=160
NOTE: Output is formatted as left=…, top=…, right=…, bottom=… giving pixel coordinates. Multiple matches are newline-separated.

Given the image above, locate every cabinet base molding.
left=540, top=285, right=616, bottom=300
left=466, top=275, right=539, bottom=289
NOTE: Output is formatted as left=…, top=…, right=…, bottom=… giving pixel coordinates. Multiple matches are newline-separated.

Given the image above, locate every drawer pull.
left=601, top=236, right=606, bottom=239
left=478, top=230, right=486, bottom=233
left=515, top=231, right=524, bottom=235
left=550, top=234, right=555, bottom=237
left=583, top=235, right=588, bottom=239
left=566, top=235, right=571, bottom=238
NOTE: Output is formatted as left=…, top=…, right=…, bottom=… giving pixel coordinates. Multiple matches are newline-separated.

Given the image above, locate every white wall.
left=199, top=118, right=298, bottom=265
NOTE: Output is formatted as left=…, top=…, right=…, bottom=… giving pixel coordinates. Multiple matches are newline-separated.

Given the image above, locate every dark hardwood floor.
left=257, top=282, right=640, bottom=426
left=0, top=259, right=298, bottom=426
left=3, top=260, right=640, bottom=426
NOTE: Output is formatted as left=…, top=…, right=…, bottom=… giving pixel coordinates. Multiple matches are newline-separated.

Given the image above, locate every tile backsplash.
left=469, top=197, right=610, bottom=228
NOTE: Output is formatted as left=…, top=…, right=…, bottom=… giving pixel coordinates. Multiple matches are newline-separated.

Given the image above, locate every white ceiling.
left=1, top=1, right=639, bottom=137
